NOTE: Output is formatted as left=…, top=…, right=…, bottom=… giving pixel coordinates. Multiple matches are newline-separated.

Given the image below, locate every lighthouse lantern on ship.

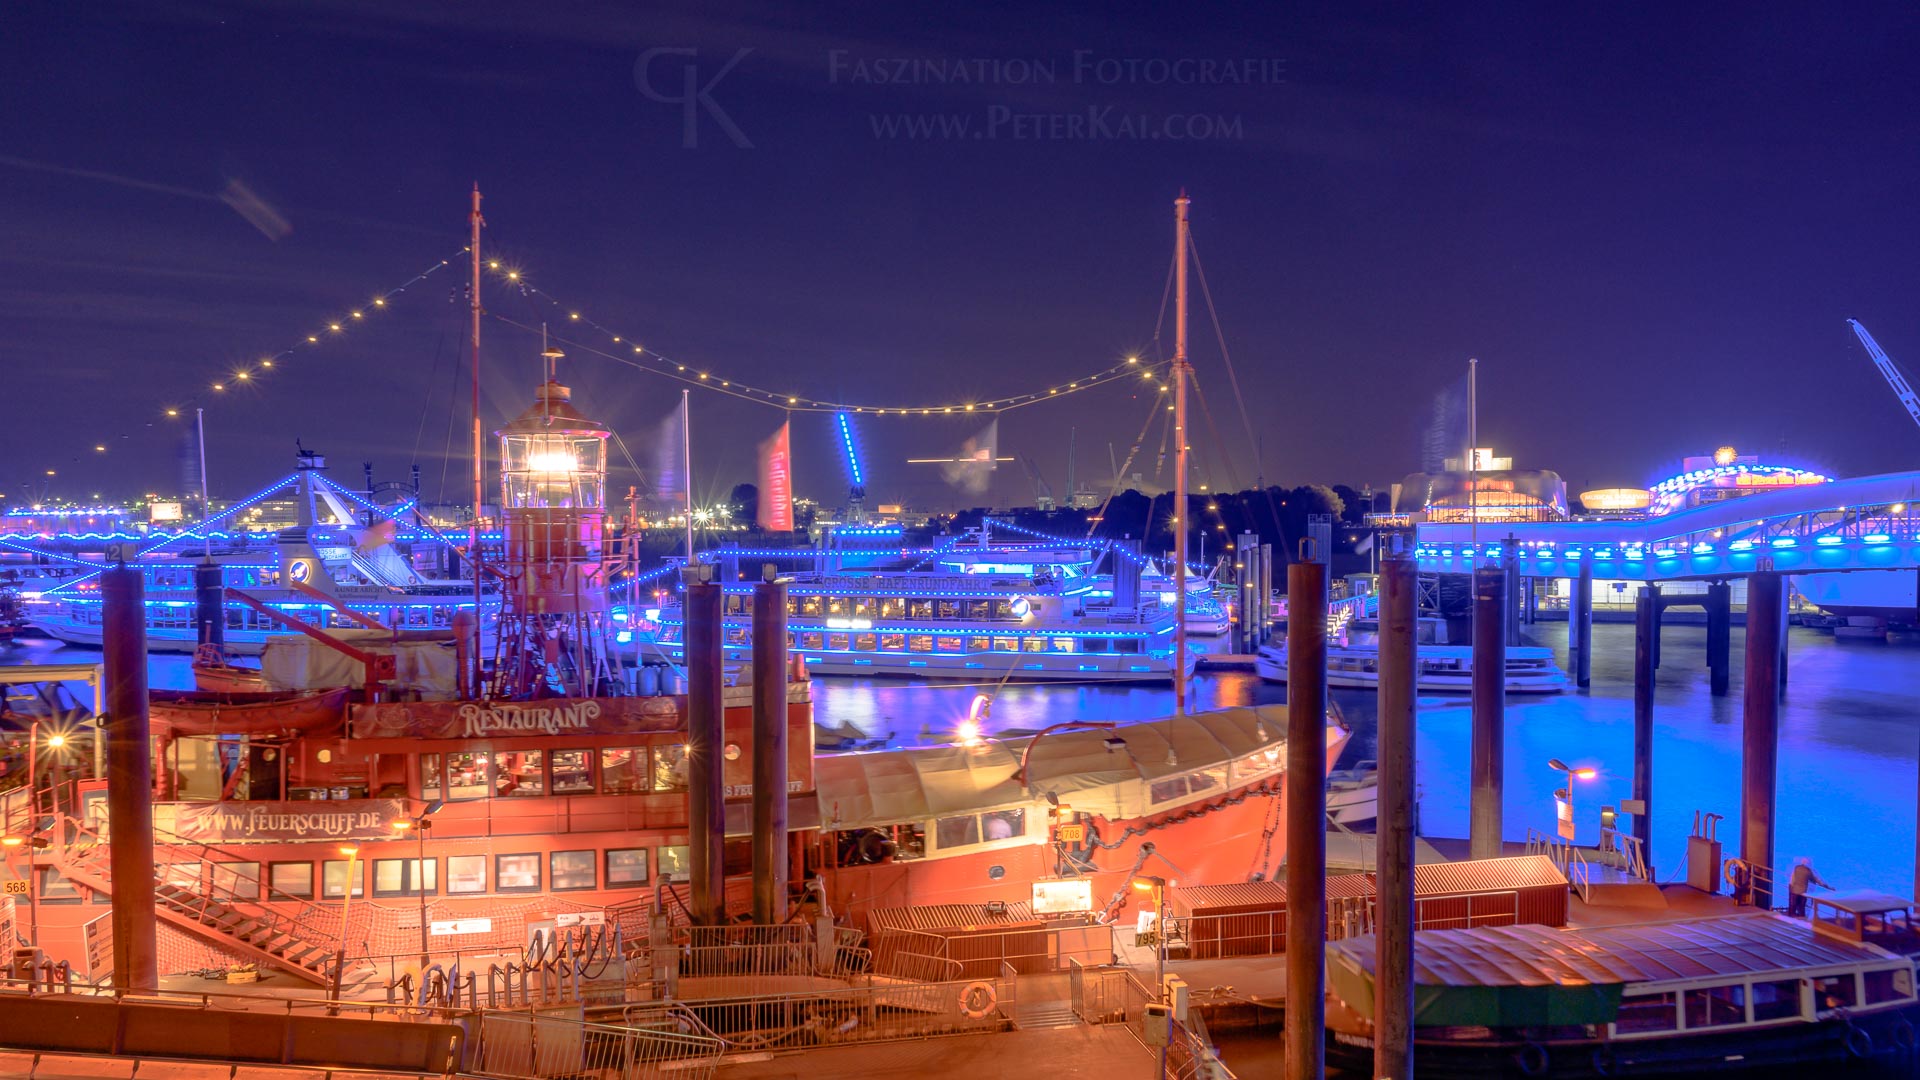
left=493, top=344, right=613, bottom=698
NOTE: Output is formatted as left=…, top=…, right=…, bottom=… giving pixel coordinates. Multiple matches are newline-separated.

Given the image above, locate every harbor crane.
left=1021, top=457, right=1056, bottom=511
left=1848, top=319, right=1920, bottom=432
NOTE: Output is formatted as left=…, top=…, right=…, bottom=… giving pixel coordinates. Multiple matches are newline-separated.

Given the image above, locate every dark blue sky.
left=5, top=2, right=1920, bottom=511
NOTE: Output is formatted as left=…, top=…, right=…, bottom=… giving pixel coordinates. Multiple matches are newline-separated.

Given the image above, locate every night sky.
left=6, top=2, right=1920, bottom=512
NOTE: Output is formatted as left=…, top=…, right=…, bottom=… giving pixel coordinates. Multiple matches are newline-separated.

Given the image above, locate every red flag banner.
left=758, top=421, right=794, bottom=531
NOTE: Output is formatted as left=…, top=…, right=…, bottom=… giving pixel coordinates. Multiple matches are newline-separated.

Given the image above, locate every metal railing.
left=674, top=973, right=1015, bottom=1051
left=1170, top=887, right=1530, bottom=959
left=54, top=814, right=347, bottom=979
left=1597, top=826, right=1651, bottom=880
left=467, top=1008, right=723, bottom=1080
left=871, top=919, right=1113, bottom=979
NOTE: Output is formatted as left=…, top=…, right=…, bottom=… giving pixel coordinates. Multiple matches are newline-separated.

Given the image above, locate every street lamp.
left=3, top=834, right=49, bottom=947
left=331, top=843, right=360, bottom=1001
left=391, top=800, right=443, bottom=969
left=1548, top=759, right=1598, bottom=844
left=1133, top=874, right=1170, bottom=1080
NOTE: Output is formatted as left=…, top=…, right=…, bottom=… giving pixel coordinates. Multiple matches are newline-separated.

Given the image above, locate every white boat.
left=645, top=526, right=1194, bottom=683
left=25, top=452, right=495, bottom=655
left=1255, top=617, right=1568, bottom=694
left=1326, top=759, right=1381, bottom=828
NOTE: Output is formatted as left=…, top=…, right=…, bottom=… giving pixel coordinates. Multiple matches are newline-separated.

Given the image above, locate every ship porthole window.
left=987, top=865, right=1005, bottom=880
left=724, top=744, right=741, bottom=761
left=317, top=749, right=332, bottom=763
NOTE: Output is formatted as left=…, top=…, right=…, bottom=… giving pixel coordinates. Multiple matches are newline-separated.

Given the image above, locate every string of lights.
left=486, top=271, right=1175, bottom=415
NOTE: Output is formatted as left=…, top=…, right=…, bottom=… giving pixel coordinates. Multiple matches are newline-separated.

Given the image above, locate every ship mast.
left=469, top=184, right=486, bottom=696
left=1172, top=193, right=1191, bottom=715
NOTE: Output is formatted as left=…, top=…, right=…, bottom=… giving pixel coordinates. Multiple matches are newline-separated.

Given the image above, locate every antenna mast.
left=1173, top=192, right=1192, bottom=715
left=469, top=184, right=486, bottom=693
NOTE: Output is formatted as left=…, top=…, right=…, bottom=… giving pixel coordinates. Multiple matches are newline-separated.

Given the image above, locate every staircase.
left=53, top=816, right=345, bottom=986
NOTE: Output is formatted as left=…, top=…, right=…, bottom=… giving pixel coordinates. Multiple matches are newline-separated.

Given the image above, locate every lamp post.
left=392, top=800, right=443, bottom=970
left=1133, top=873, right=1170, bottom=1080
left=27, top=725, right=68, bottom=819
left=1548, top=758, right=1598, bottom=844
left=2, top=835, right=47, bottom=947
left=331, top=843, right=360, bottom=1001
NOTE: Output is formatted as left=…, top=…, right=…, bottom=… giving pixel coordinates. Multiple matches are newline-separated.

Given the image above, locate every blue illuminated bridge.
left=1414, top=471, right=1920, bottom=581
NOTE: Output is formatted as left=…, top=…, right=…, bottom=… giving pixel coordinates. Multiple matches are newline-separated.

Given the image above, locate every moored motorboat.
left=1326, top=913, right=1920, bottom=1077
left=1256, top=617, right=1568, bottom=694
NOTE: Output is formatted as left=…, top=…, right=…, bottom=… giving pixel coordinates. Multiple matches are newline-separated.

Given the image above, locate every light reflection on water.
left=22, top=619, right=1920, bottom=895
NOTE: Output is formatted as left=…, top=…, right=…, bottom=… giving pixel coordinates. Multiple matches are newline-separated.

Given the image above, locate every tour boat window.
left=1864, top=967, right=1914, bottom=1005
left=802, top=596, right=823, bottom=616
left=993, top=600, right=1017, bottom=620
left=653, top=745, right=690, bottom=791
left=551, top=850, right=596, bottom=891
left=600, top=748, right=650, bottom=794
left=496, top=854, right=541, bottom=893
left=854, top=634, right=877, bottom=652
left=828, top=633, right=850, bottom=651
left=908, top=635, right=934, bottom=653
left=1815, top=974, right=1858, bottom=1010
left=801, top=633, right=824, bottom=650
left=1613, top=991, right=1677, bottom=1033
left=967, top=636, right=990, bottom=652
left=936, top=636, right=964, bottom=653
left=783, top=597, right=797, bottom=616
left=551, top=750, right=593, bottom=795
left=1113, top=639, right=1141, bottom=653
left=881, top=598, right=906, bottom=618
left=321, top=860, right=363, bottom=899
left=1022, top=637, right=1047, bottom=653
left=1749, top=979, right=1803, bottom=1022
left=408, top=608, right=429, bottom=628
left=420, top=754, right=443, bottom=801
left=495, top=750, right=545, bottom=797
left=1150, top=776, right=1189, bottom=804
left=982, top=808, right=1024, bottom=841
left=606, top=848, right=649, bottom=887
left=432, top=855, right=480, bottom=895
left=214, top=862, right=262, bottom=902
left=172, top=735, right=226, bottom=802
left=1683, top=984, right=1745, bottom=1028
left=992, top=636, right=1019, bottom=653
left=967, top=600, right=991, bottom=621
left=1188, top=767, right=1227, bottom=794
left=373, top=858, right=437, bottom=898
left=854, top=598, right=876, bottom=618
left=935, top=814, right=981, bottom=849
left=1048, top=638, right=1076, bottom=653
left=658, top=845, right=691, bottom=882
left=445, top=752, right=491, bottom=800
left=938, top=600, right=960, bottom=619
left=726, top=627, right=749, bottom=646
left=270, top=862, right=314, bottom=900
left=827, top=598, right=847, bottom=616
left=880, top=634, right=905, bottom=652
left=724, top=594, right=744, bottom=615
left=908, top=600, right=934, bottom=619
left=1081, top=638, right=1109, bottom=652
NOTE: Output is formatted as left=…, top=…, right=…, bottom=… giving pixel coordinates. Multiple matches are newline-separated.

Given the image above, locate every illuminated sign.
left=430, top=918, right=494, bottom=936
left=149, top=501, right=184, bottom=523
left=1031, top=877, right=1094, bottom=914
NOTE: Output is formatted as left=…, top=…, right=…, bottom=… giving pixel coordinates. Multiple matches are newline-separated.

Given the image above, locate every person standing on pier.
left=1787, top=857, right=1832, bottom=916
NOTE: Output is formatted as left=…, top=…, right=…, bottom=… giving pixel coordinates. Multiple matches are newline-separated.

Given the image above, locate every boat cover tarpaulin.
left=1327, top=913, right=1888, bottom=1028
left=813, top=706, right=1294, bottom=828
left=262, top=630, right=459, bottom=698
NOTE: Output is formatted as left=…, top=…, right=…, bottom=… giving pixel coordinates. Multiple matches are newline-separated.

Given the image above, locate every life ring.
left=1845, top=1023, right=1875, bottom=1059
left=1513, top=1042, right=1550, bottom=1077
left=1893, top=1017, right=1916, bottom=1052
left=958, top=981, right=998, bottom=1019
left=1723, top=858, right=1748, bottom=887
